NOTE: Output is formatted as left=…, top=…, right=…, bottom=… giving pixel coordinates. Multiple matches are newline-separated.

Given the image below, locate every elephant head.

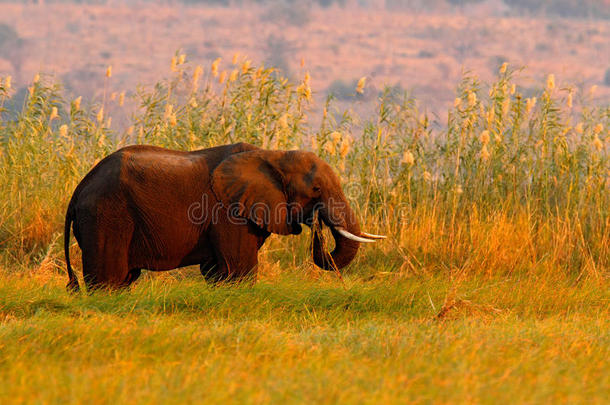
left=211, top=149, right=385, bottom=270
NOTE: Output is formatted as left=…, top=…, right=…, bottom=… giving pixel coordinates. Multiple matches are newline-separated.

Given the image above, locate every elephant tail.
left=64, top=205, right=80, bottom=293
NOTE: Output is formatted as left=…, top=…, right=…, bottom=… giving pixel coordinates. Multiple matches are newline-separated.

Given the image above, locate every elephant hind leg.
left=81, top=213, right=134, bottom=291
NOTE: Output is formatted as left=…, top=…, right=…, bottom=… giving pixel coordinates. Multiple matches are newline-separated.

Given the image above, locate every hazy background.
left=1, top=0, right=609, bottom=122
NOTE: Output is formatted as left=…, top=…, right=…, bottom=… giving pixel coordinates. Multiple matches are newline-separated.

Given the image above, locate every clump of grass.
left=0, top=60, right=608, bottom=278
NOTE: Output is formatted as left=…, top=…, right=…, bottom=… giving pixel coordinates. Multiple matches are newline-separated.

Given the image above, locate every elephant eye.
left=312, top=185, right=321, bottom=193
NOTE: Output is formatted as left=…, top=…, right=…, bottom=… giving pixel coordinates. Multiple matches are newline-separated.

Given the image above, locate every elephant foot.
left=200, top=260, right=227, bottom=284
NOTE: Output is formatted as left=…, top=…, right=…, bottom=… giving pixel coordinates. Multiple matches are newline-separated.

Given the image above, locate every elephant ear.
left=211, top=150, right=292, bottom=235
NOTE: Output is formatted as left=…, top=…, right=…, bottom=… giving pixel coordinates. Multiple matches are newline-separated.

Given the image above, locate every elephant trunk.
left=312, top=195, right=362, bottom=271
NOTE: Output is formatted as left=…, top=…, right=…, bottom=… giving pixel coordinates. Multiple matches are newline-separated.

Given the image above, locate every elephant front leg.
left=209, top=221, right=265, bottom=283
left=199, top=258, right=226, bottom=283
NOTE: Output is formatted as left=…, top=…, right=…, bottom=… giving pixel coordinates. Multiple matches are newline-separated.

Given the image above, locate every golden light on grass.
left=171, top=57, right=178, bottom=72
left=593, top=123, right=603, bottom=135
left=297, top=83, right=312, bottom=101
left=211, top=58, right=221, bottom=77
left=106, top=65, right=112, bottom=78
left=575, top=122, right=584, bottom=134
left=73, top=96, right=82, bottom=110
left=49, top=107, right=58, bottom=121
left=339, top=137, right=351, bottom=158
left=499, top=62, right=508, bottom=74
left=310, top=136, right=317, bottom=151
left=178, top=54, right=186, bottom=65
left=356, top=77, right=366, bottom=94
left=33, top=73, right=40, bottom=84
left=510, top=84, right=516, bottom=95
left=567, top=92, right=573, bottom=108
left=232, top=52, right=239, bottom=65
left=454, top=97, right=462, bottom=108
left=324, top=141, right=336, bottom=156
left=330, top=131, right=342, bottom=145
left=4, top=75, right=11, bottom=90
left=119, top=92, right=125, bottom=107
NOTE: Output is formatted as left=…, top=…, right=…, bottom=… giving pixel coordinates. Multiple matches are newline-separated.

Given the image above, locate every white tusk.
left=335, top=227, right=376, bottom=243
left=360, top=231, right=387, bottom=240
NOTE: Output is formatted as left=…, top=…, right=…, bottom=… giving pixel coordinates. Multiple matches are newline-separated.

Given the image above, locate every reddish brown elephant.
left=64, top=143, right=384, bottom=292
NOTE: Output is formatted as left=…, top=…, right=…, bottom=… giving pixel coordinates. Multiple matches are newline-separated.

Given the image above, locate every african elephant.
left=64, top=142, right=384, bottom=291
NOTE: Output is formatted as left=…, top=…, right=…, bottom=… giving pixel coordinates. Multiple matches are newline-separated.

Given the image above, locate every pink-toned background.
left=1, top=1, right=608, bottom=117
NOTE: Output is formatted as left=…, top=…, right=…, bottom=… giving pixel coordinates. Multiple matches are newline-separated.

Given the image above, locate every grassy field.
left=0, top=58, right=609, bottom=403
left=0, top=269, right=608, bottom=404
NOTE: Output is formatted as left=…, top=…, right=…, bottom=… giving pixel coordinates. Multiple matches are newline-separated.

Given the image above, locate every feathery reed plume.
left=49, top=107, right=58, bottom=121
left=402, top=150, right=415, bottom=166
left=211, top=58, right=221, bottom=77
left=480, top=130, right=490, bottom=145
left=106, top=66, right=112, bottom=78
left=96, top=107, right=104, bottom=123
left=356, top=77, right=366, bottom=94
left=480, top=145, right=490, bottom=161
left=59, top=124, right=68, bottom=138
left=241, top=60, right=251, bottom=74
left=546, top=74, right=555, bottom=91
left=192, top=65, right=203, bottom=92
left=339, top=137, right=351, bottom=158
left=229, top=69, right=238, bottom=83
left=467, top=91, right=477, bottom=107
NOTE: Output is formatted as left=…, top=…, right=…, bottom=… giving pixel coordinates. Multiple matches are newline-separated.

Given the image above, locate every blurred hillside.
left=0, top=0, right=608, bottom=124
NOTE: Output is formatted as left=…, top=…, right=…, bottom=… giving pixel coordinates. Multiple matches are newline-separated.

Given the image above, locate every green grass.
left=0, top=269, right=608, bottom=404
